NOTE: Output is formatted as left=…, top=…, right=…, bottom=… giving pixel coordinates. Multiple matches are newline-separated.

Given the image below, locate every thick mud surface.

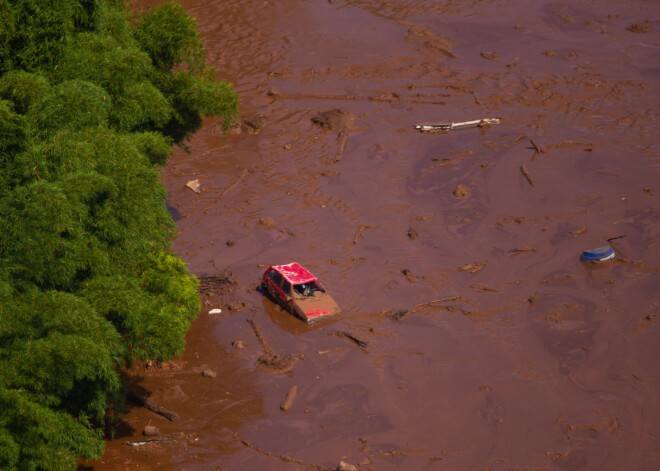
left=89, top=1, right=659, bottom=470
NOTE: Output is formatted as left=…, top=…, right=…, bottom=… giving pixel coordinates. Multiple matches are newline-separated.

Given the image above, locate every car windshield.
left=293, top=281, right=321, bottom=298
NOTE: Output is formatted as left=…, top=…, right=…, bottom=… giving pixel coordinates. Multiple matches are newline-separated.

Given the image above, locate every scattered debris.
left=457, top=262, right=485, bottom=274
left=143, top=425, right=159, bottom=436
left=470, top=285, right=497, bottom=293
left=198, top=267, right=237, bottom=296
left=414, top=118, right=500, bottom=133
left=406, top=25, right=456, bottom=58
left=256, top=350, right=297, bottom=373
left=401, top=268, right=423, bottom=282
left=413, top=296, right=461, bottom=308
left=227, top=301, right=248, bottom=312
left=258, top=217, right=276, bottom=228
left=201, top=368, right=217, bottom=378
left=311, top=109, right=354, bottom=132
left=606, top=234, right=626, bottom=243
left=247, top=319, right=298, bottom=373
left=232, top=339, right=247, bottom=350
left=529, top=138, right=545, bottom=157
left=185, top=179, right=201, bottom=194
left=145, top=359, right=184, bottom=370
left=280, top=385, right=299, bottom=412
left=480, top=51, right=499, bottom=61
left=580, top=246, right=615, bottom=262
left=627, top=23, right=651, bottom=33
left=570, top=225, right=588, bottom=236
left=311, top=109, right=355, bottom=162
left=228, top=114, right=267, bottom=135
left=520, top=164, right=535, bottom=187
left=128, top=391, right=179, bottom=422
left=353, top=224, right=376, bottom=244
left=509, top=246, right=537, bottom=256
left=125, top=433, right=186, bottom=447
left=334, top=330, right=368, bottom=349
left=453, top=184, right=471, bottom=198
left=209, top=308, right=222, bottom=315
left=431, top=157, right=463, bottom=168
left=337, top=461, right=358, bottom=471
left=234, top=432, right=335, bottom=471
left=391, top=309, right=410, bottom=320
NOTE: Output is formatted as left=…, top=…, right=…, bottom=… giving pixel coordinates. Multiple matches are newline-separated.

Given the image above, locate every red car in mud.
left=261, top=262, right=340, bottom=322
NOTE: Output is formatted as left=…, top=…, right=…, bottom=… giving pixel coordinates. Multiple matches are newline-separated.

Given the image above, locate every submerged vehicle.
left=261, top=262, right=340, bottom=322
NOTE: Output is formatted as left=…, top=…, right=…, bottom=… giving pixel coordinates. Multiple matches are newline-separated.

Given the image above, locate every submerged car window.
left=294, top=282, right=319, bottom=297
left=269, top=270, right=283, bottom=288
left=282, top=280, right=292, bottom=296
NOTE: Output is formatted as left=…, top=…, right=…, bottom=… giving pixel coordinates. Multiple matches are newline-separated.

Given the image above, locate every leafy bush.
left=0, top=1, right=236, bottom=468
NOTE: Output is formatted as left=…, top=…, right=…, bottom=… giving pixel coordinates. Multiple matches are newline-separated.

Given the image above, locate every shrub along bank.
left=0, top=1, right=237, bottom=468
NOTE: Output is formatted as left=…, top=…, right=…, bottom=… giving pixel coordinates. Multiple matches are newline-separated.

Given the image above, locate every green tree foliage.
left=0, top=1, right=237, bottom=469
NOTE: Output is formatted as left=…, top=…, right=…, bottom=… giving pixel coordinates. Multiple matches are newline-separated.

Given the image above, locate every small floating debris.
left=414, top=118, right=501, bottom=133
left=580, top=246, right=615, bottom=262
left=185, top=179, right=201, bottom=193
left=280, top=385, right=298, bottom=412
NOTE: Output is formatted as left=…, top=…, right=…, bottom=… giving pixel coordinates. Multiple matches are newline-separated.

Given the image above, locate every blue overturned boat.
left=580, top=246, right=615, bottom=262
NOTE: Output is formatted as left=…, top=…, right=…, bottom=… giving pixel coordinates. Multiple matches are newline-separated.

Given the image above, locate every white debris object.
left=415, top=118, right=501, bottom=133
left=186, top=179, right=201, bottom=193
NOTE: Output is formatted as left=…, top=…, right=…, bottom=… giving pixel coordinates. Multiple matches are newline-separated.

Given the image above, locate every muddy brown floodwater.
left=87, top=1, right=659, bottom=470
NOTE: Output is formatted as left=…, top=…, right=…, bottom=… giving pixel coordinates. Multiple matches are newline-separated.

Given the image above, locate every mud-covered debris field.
left=92, top=1, right=659, bottom=470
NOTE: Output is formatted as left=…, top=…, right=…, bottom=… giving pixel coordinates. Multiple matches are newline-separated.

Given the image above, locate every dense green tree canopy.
left=0, top=1, right=237, bottom=469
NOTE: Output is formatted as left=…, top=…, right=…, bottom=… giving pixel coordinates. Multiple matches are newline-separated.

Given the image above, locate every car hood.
left=294, top=292, right=340, bottom=320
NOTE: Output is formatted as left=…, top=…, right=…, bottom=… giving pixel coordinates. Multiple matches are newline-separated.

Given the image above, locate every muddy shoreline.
left=88, top=1, right=659, bottom=469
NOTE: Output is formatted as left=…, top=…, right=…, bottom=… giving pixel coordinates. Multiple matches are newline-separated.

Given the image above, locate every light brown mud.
left=88, top=1, right=660, bottom=470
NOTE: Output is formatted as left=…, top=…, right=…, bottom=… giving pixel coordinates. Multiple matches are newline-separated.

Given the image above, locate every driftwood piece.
left=353, top=224, right=375, bottom=244
left=520, top=164, right=535, bottom=187
left=280, top=385, right=298, bottom=412
left=334, top=330, right=368, bottom=349
left=234, top=433, right=335, bottom=471
left=508, top=246, right=537, bottom=256
left=457, top=262, right=485, bottom=273
left=124, top=433, right=185, bottom=447
left=247, top=319, right=298, bottom=373
left=128, top=391, right=179, bottom=422
left=414, top=296, right=461, bottom=308
left=414, top=118, right=500, bottom=133
left=606, top=234, right=627, bottom=243
left=529, top=138, right=545, bottom=158
left=247, top=319, right=274, bottom=355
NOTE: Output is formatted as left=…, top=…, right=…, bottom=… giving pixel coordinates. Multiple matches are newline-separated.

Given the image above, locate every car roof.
left=271, top=262, right=317, bottom=284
